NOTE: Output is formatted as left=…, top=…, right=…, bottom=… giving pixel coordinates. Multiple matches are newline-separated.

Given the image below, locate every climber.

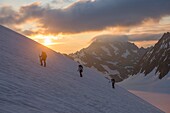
left=39, top=51, right=47, bottom=67
left=78, top=64, right=83, bottom=77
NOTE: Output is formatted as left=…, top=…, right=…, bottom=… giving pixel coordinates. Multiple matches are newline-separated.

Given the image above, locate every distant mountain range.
left=70, top=32, right=170, bottom=82
left=69, top=37, right=150, bottom=82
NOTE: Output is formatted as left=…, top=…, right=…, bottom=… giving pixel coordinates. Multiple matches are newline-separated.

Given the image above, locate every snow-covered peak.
left=133, top=32, right=170, bottom=79
left=70, top=35, right=148, bottom=82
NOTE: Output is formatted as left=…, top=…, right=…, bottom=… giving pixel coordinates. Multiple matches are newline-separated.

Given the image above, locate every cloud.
left=91, top=33, right=163, bottom=43
left=0, top=0, right=170, bottom=34
left=51, top=0, right=74, bottom=4
left=0, top=2, right=45, bottom=25
left=18, top=2, right=45, bottom=23
left=40, top=0, right=170, bottom=33
left=128, top=34, right=162, bottom=42
left=21, top=30, right=39, bottom=36
left=0, top=6, right=19, bottom=25
left=91, top=35, right=129, bottom=43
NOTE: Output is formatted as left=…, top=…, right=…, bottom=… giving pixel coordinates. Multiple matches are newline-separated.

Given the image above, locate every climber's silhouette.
left=39, top=51, right=47, bottom=67
left=111, top=79, right=115, bottom=89
left=78, top=65, right=83, bottom=77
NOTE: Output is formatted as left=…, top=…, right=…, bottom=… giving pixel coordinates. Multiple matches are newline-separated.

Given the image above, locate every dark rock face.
left=133, top=32, right=170, bottom=79
left=70, top=39, right=148, bottom=82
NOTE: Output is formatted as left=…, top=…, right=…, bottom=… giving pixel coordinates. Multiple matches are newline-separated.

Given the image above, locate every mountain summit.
left=133, top=32, right=170, bottom=79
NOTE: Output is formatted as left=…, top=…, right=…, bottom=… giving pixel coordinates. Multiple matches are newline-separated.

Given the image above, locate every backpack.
left=111, top=79, right=115, bottom=83
left=41, top=52, right=47, bottom=59
left=79, top=65, right=83, bottom=71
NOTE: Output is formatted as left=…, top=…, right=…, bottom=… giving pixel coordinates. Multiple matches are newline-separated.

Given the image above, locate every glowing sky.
left=0, top=0, right=170, bottom=54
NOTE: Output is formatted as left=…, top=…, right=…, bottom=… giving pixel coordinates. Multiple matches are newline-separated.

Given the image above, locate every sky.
left=0, top=0, right=170, bottom=54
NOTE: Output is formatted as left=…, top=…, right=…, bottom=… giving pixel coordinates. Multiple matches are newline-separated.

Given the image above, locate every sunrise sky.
left=0, top=0, right=170, bottom=54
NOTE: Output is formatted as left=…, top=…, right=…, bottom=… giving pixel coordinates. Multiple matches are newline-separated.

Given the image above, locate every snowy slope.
left=119, top=70, right=170, bottom=113
left=0, top=25, right=163, bottom=113
left=119, top=69, right=170, bottom=93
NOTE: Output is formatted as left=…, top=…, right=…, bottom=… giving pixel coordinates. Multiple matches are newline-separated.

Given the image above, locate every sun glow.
left=44, top=38, right=52, bottom=46
left=30, top=34, right=61, bottom=46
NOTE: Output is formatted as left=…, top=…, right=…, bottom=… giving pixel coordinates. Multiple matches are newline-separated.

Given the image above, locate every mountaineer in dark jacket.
left=78, top=65, right=83, bottom=77
left=111, top=79, right=115, bottom=89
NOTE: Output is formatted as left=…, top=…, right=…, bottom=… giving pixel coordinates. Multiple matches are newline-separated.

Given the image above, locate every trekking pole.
left=109, top=80, right=111, bottom=83
left=105, top=77, right=111, bottom=83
